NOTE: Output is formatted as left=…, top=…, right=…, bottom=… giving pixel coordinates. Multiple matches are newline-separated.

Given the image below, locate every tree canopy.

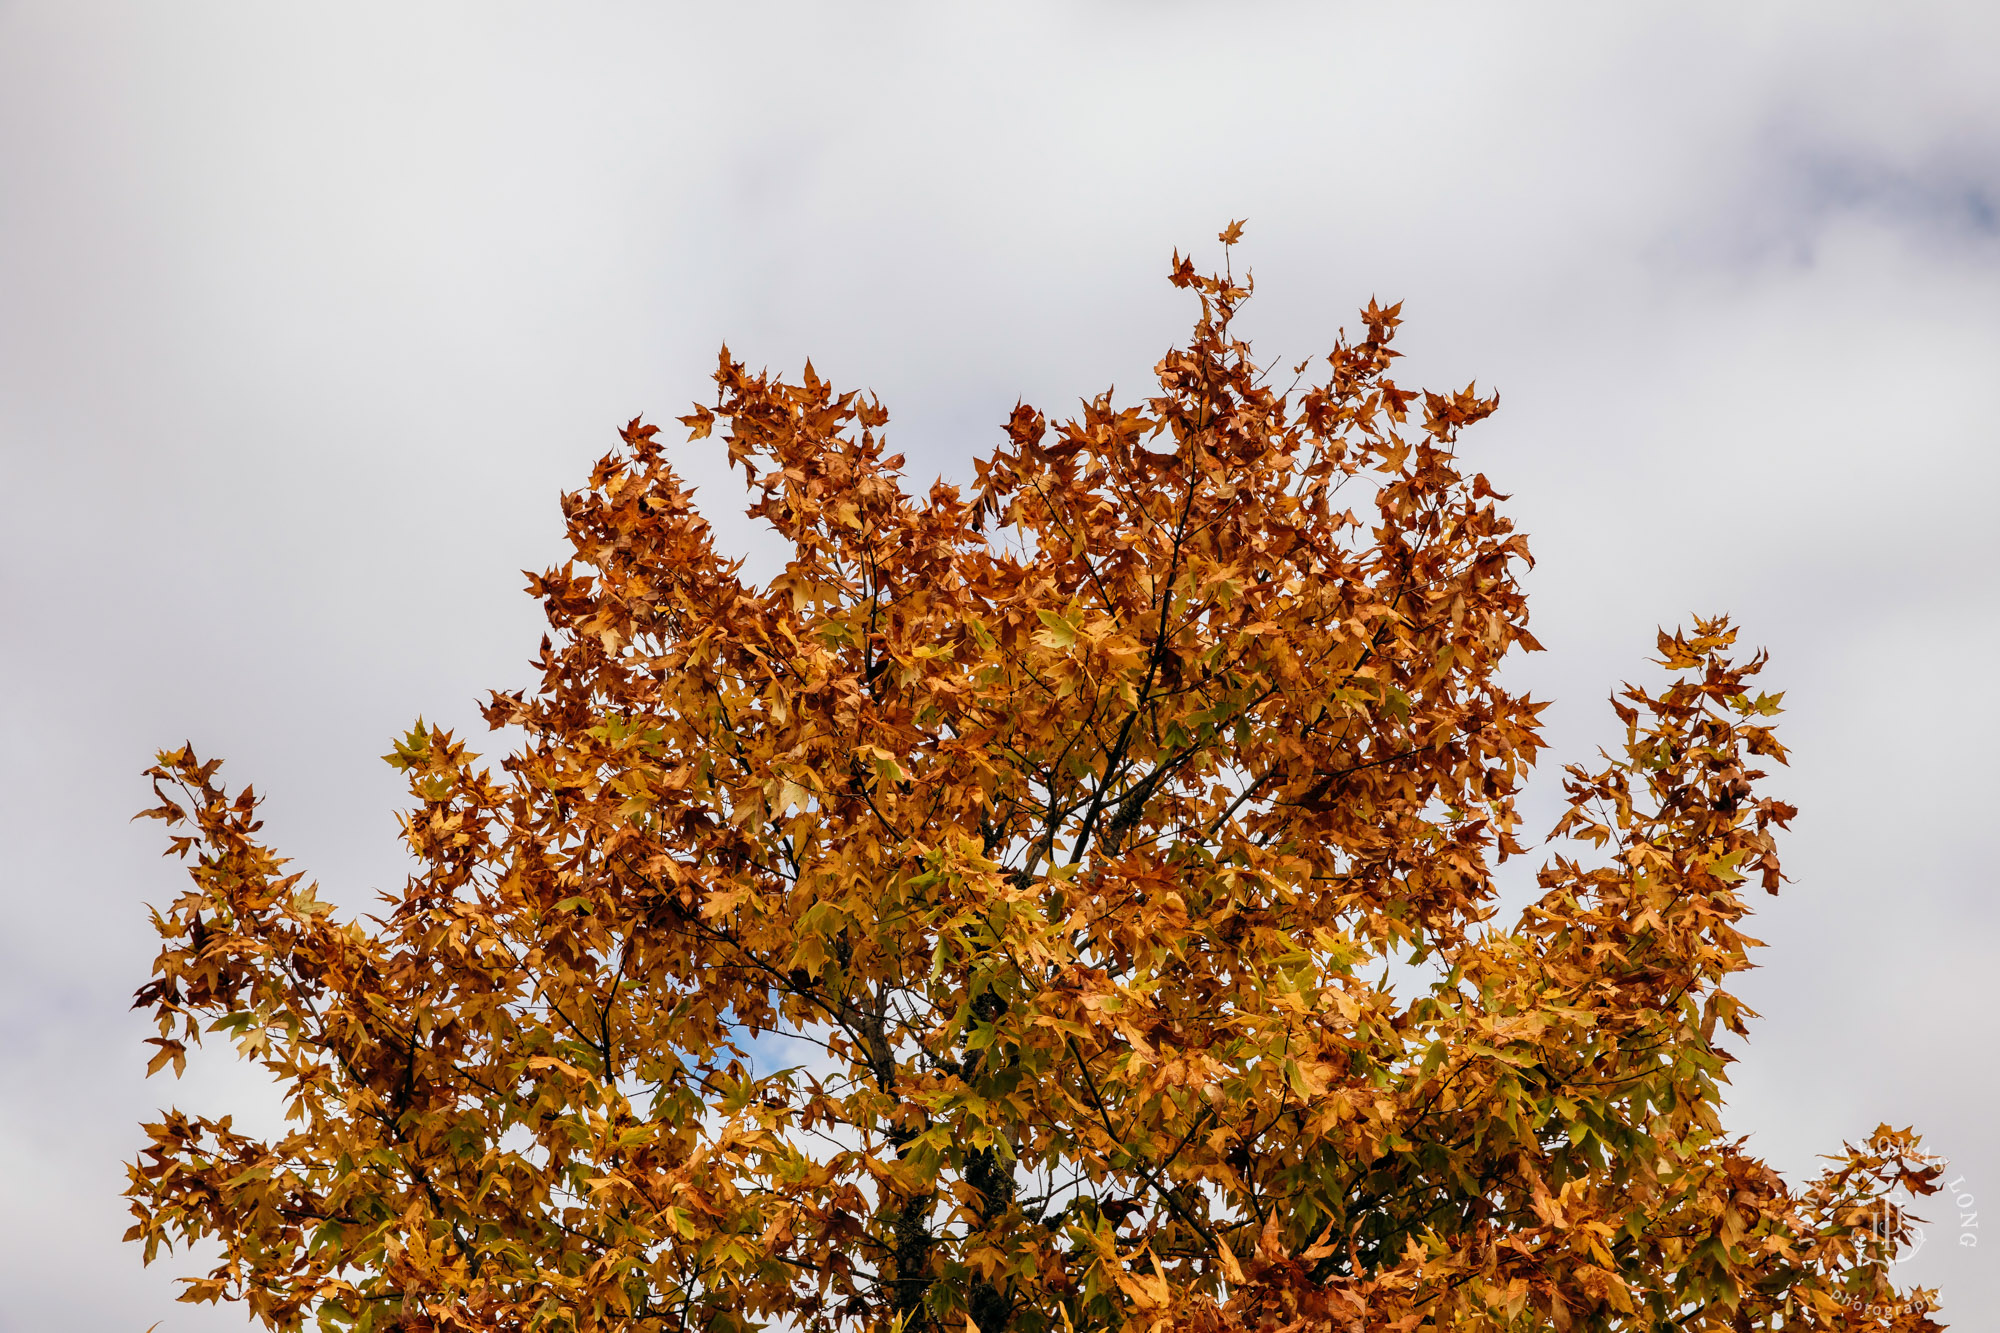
left=131, top=228, right=1944, bottom=1332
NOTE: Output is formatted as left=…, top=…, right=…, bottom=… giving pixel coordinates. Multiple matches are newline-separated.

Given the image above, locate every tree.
left=130, top=227, right=1945, bottom=1333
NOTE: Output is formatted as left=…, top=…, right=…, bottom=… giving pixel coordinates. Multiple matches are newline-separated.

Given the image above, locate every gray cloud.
left=3, top=2, right=1995, bottom=1327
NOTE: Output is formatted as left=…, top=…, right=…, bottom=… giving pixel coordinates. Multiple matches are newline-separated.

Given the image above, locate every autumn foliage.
left=132, top=229, right=1945, bottom=1332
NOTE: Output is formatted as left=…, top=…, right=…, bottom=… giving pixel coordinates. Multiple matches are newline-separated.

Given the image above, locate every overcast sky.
left=2, top=3, right=1996, bottom=1328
